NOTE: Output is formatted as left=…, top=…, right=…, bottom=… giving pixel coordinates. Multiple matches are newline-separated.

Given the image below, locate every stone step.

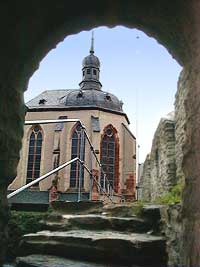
left=19, top=230, right=167, bottom=266
left=51, top=201, right=103, bottom=215
left=16, top=254, right=122, bottom=267
left=102, top=203, right=139, bottom=217
left=43, top=214, right=152, bottom=233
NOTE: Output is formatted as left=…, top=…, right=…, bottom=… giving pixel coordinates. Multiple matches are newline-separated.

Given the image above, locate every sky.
left=25, top=26, right=182, bottom=163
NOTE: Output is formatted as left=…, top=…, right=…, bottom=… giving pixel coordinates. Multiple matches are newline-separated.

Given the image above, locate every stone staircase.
left=16, top=201, right=167, bottom=267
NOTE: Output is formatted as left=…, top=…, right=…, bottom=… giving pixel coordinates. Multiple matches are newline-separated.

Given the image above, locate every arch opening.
left=0, top=2, right=198, bottom=264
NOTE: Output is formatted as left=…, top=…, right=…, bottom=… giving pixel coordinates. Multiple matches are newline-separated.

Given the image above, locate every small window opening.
left=87, top=69, right=91, bottom=74
left=105, top=94, right=111, bottom=101
left=39, top=99, right=47, bottom=105
left=83, top=70, right=85, bottom=76
left=106, top=127, right=113, bottom=137
left=93, top=69, right=97, bottom=75
left=77, top=90, right=83, bottom=98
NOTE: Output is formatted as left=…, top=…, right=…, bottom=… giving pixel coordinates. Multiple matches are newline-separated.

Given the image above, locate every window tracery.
left=100, top=125, right=119, bottom=191
left=26, top=125, right=43, bottom=185
left=70, top=123, right=85, bottom=188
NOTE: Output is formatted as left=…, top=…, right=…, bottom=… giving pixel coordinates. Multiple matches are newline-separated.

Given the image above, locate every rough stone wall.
left=140, top=68, right=188, bottom=200
left=175, top=70, right=188, bottom=183
left=140, top=66, right=200, bottom=265
left=181, top=64, right=200, bottom=266
left=138, top=155, right=151, bottom=201
left=140, top=115, right=176, bottom=201
left=160, top=204, right=183, bottom=267
left=0, top=0, right=199, bottom=265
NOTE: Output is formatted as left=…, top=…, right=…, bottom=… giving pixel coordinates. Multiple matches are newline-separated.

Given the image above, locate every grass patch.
left=154, top=183, right=184, bottom=205
left=131, top=201, right=145, bottom=216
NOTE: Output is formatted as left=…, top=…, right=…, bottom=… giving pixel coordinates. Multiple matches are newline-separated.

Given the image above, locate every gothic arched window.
left=100, top=125, right=119, bottom=192
left=70, top=123, right=85, bottom=188
left=26, top=125, right=43, bottom=184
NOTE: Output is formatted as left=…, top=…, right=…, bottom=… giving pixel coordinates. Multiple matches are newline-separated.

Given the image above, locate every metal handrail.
left=25, top=118, right=115, bottom=197
left=7, top=157, right=79, bottom=199
left=79, top=159, right=114, bottom=203
left=25, top=119, right=82, bottom=126
left=8, top=118, right=117, bottom=202
left=83, top=129, right=114, bottom=194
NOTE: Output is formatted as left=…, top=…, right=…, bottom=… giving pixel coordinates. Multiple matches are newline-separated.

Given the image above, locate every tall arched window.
left=100, top=125, right=119, bottom=192
left=26, top=125, right=43, bottom=184
left=70, top=123, right=85, bottom=188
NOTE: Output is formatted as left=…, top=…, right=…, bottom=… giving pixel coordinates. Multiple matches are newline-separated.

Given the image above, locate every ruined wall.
left=160, top=204, right=183, bottom=267
left=175, top=69, right=188, bottom=183
left=140, top=69, right=196, bottom=264
left=138, top=155, right=151, bottom=201
left=0, top=0, right=199, bottom=265
left=140, top=114, right=176, bottom=201
left=140, top=69, right=188, bottom=202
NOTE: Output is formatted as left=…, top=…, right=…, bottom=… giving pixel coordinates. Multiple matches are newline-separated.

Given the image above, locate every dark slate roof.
left=26, top=89, right=124, bottom=114
left=82, top=53, right=100, bottom=68
left=26, top=90, right=70, bottom=108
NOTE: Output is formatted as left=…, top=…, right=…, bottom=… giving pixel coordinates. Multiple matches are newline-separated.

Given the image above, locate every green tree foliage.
left=7, top=211, right=46, bottom=260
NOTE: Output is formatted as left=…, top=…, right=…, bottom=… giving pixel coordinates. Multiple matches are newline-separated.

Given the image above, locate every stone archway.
left=0, top=0, right=199, bottom=265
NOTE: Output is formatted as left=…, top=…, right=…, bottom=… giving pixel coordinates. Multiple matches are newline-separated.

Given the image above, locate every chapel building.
left=9, top=36, right=136, bottom=202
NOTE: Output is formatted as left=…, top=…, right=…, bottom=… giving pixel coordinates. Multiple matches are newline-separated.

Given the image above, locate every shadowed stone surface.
left=51, top=201, right=103, bottom=215
left=19, top=230, right=166, bottom=266
left=43, top=214, right=151, bottom=233
left=175, top=70, right=188, bottom=183
left=102, top=203, right=140, bottom=217
left=160, top=204, right=182, bottom=266
left=17, top=203, right=167, bottom=266
left=139, top=114, right=176, bottom=201
left=0, top=1, right=200, bottom=265
left=16, top=254, right=127, bottom=267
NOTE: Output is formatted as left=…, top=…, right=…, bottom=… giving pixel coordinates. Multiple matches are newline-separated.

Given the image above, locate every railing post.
left=108, top=184, right=110, bottom=195
left=91, top=169, right=99, bottom=201
left=111, top=187, right=113, bottom=200
left=99, top=165, right=102, bottom=191
left=89, top=172, right=93, bottom=201
left=78, top=127, right=85, bottom=202
left=89, top=148, right=93, bottom=201
left=103, top=173, right=106, bottom=191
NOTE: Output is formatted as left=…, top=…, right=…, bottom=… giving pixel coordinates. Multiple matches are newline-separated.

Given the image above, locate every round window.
left=106, top=128, right=113, bottom=137
left=34, top=126, right=40, bottom=133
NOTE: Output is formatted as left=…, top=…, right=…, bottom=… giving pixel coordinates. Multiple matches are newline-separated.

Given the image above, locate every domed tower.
left=79, top=32, right=102, bottom=90
left=10, top=31, right=136, bottom=203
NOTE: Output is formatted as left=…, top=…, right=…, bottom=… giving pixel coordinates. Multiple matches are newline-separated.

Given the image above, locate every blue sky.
left=25, top=26, right=182, bottom=162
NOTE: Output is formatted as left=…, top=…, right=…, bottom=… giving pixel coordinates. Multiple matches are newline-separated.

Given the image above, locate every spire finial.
left=90, top=31, right=94, bottom=54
